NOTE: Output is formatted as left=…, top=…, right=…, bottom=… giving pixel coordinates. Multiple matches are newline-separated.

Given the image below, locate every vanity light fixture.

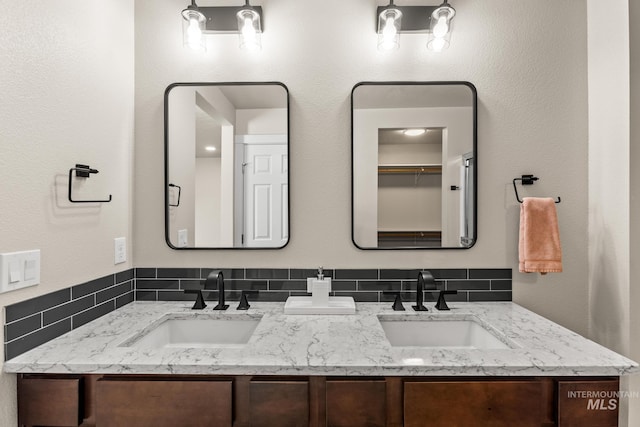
left=375, top=1, right=456, bottom=52
left=180, top=1, right=264, bottom=52
left=403, top=128, right=426, bottom=136
left=237, top=0, right=262, bottom=51
left=427, top=0, right=456, bottom=52
left=205, top=146, right=217, bottom=151
left=181, top=0, right=207, bottom=51
left=377, top=0, right=403, bottom=51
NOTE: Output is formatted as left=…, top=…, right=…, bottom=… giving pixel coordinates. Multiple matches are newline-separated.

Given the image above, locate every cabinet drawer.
left=18, top=376, right=82, bottom=427
left=250, top=380, right=309, bottom=427
left=96, top=378, right=232, bottom=427
left=557, top=380, right=619, bottom=427
left=326, top=379, right=386, bottom=427
left=404, top=380, right=544, bottom=427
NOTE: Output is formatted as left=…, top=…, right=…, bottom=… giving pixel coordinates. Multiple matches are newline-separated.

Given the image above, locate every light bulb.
left=181, top=6, right=206, bottom=52
left=241, top=17, right=259, bottom=50
left=377, top=8, right=402, bottom=51
left=427, top=4, right=455, bottom=52
left=429, top=37, right=447, bottom=52
left=237, top=8, right=261, bottom=51
left=433, top=16, right=449, bottom=38
left=380, top=17, right=398, bottom=50
left=187, top=18, right=203, bottom=50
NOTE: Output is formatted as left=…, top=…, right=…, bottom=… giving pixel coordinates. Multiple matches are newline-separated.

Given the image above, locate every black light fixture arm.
left=68, top=164, right=112, bottom=203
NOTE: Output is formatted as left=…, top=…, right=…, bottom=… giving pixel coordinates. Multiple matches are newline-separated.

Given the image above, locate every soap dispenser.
left=308, top=267, right=331, bottom=307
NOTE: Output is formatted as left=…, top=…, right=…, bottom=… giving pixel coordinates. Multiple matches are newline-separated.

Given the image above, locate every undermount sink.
left=378, top=316, right=515, bottom=350
left=120, top=314, right=262, bottom=349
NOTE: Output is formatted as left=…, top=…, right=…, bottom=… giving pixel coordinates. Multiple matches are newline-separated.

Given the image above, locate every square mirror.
left=351, top=82, right=476, bottom=249
left=165, top=82, right=289, bottom=249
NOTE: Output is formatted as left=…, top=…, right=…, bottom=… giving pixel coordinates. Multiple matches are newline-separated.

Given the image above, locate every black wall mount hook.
left=512, top=174, right=561, bottom=204
left=68, top=164, right=112, bottom=203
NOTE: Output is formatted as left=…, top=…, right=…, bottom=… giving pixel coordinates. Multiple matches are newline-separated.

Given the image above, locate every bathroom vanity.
left=6, top=302, right=637, bottom=427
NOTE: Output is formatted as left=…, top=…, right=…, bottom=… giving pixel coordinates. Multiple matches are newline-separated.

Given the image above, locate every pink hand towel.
left=519, top=197, right=562, bottom=274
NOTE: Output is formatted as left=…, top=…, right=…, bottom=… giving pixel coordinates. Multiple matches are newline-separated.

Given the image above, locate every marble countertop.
left=4, top=301, right=638, bottom=377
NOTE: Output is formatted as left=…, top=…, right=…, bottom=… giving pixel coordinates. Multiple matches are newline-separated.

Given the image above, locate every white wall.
left=195, top=157, right=222, bottom=246
left=0, top=0, right=135, bottom=424
left=134, top=0, right=589, bottom=336
left=236, top=108, right=287, bottom=134
left=167, top=86, right=197, bottom=246
left=587, top=0, right=636, bottom=425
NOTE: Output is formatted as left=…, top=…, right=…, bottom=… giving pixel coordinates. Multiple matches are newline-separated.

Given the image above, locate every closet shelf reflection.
left=378, top=164, right=442, bottom=174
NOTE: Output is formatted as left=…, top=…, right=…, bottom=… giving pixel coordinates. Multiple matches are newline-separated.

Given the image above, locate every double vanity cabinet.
left=7, top=302, right=637, bottom=427
left=17, top=373, right=620, bottom=427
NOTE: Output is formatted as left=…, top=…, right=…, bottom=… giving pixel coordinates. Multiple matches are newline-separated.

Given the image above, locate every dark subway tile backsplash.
left=469, top=269, right=512, bottom=280
left=42, top=295, right=95, bottom=326
left=246, top=268, right=290, bottom=280
left=5, top=319, right=71, bottom=361
left=4, top=269, right=135, bottom=360
left=4, top=313, right=41, bottom=342
left=72, top=275, right=114, bottom=299
left=120, top=268, right=511, bottom=304
left=157, top=268, right=200, bottom=279
left=5, top=288, right=70, bottom=323
left=4, top=267, right=511, bottom=361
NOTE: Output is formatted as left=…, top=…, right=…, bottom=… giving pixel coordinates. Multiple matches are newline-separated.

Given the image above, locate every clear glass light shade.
left=377, top=8, right=402, bottom=51
left=182, top=9, right=206, bottom=51
left=237, top=8, right=262, bottom=51
left=427, top=4, right=455, bottom=52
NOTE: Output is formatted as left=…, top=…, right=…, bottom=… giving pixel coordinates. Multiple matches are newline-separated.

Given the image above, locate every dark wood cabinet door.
left=404, top=380, right=544, bottom=427
left=557, top=380, right=619, bottom=427
left=325, top=379, right=386, bottom=427
left=95, top=378, right=232, bottom=427
left=250, top=380, right=309, bottom=427
left=18, top=377, right=82, bottom=427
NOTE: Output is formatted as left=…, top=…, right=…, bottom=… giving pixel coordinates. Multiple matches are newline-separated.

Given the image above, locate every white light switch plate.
left=114, top=237, right=126, bottom=264
left=177, top=229, right=188, bottom=248
left=0, top=250, right=40, bottom=294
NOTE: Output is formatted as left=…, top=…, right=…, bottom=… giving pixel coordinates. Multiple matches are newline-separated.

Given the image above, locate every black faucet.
left=184, top=288, right=207, bottom=310
left=413, top=270, right=436, bottom=312
left=434, top=290, right=458, bottom=311
left=383, top=291, right=406, bottom=311
left=205, top=270, right=228, bottom=310
left=237, top=290, right=259, bottom=310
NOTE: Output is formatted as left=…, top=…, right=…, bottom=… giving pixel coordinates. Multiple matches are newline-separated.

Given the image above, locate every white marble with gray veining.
left=3, top=302, right=638, bottom=377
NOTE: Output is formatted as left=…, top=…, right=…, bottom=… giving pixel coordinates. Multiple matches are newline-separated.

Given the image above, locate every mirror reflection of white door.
left=243, top=143, right=288, bottom=247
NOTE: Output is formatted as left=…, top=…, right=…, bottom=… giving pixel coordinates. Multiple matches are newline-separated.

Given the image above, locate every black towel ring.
left=512, top=175, right=561, bottom=204
left=68, top=164, right=112, bottom=203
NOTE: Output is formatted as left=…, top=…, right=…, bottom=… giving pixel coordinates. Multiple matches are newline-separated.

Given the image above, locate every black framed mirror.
left=165, top=82, right=289, bottom=249
left=351, top=81, right=477, bottom=249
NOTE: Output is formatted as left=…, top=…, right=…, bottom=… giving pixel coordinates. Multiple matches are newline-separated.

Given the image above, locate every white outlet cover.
left=0, top=250, right=40, bottom=294
left=178, top=229, right=188, bottom=248
left=114, top=237, right=126, bottom=264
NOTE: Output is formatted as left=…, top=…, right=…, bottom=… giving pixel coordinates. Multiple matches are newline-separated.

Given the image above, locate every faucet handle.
left=237, top=290, right=259, bottom=310
left=184, top=289, right=207, bottom=310
left=435, top=290, right=457, bottom=311
left=383, top=291, right=405, bottom=311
